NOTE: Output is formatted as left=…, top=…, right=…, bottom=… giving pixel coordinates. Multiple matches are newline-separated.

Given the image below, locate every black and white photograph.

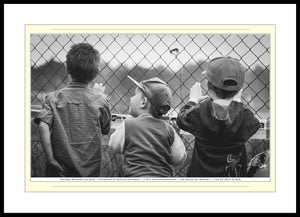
left=30, top=32, right=270, bottom=179
left=4, top=4, right=296, bottom=213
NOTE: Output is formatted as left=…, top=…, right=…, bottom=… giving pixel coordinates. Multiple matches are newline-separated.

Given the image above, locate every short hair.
left=148, top=103, right=162, bottom=118
left=66, top=43, right=100, bottom=83
left=207, top=81, right=239, bottom=99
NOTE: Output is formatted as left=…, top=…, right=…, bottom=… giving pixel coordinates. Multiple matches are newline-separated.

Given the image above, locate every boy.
left=108, top=76, right=187, bottom=177
left=176, top=56, right=260, bottom=177
left=34, top=43, right=111, bottom=177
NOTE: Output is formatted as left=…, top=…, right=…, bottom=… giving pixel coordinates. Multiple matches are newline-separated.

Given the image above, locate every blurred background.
left=31, top=33, right=270, bottom=177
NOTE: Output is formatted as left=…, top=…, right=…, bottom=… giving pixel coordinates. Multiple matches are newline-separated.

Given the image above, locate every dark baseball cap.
left=127, top=75, right=172, bottom=115
left=203, top=56, right=245, bottom=91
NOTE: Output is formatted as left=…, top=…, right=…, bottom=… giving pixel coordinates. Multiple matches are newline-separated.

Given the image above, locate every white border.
left=4, top=4, right=296, bottom=213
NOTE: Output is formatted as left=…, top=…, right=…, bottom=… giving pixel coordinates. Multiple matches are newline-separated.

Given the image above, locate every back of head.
left=66, top=43, right=100, bottom=83
left=204, top=56, right=245, bottom=99
left=128, top=76, right=173, bottom=118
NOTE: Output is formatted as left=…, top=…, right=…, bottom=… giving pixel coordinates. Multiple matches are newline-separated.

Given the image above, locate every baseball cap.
left=127, top=75, right=172, bottom=115
left=203, top=56, right=245, bottom=91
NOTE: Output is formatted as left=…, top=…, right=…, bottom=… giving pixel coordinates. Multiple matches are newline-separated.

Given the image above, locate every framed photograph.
left=26, top=24, right=275, bottom=192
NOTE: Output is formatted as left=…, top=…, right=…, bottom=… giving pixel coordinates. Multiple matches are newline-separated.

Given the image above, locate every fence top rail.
left=31, top=106, right=269, bottom=140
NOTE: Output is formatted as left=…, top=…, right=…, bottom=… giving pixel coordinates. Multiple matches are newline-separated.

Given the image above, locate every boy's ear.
left=140, top=96, right=148, bottom=109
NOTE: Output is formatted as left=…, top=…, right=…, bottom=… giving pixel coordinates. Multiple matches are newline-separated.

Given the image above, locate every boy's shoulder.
left=90, top=92, right=110, bottom=106
left=124, top=115, right=175, bottom=140
left=43, top=89, right=62, bottom=100
left=43, top=86, right=72, bottom=100
left=124, top=114, right=167, bottom=126
left=51, top=87, right=108, bottom=103
left=193, top=97, right=212, bottom=111
left=234, top=101, right=260, bottom=130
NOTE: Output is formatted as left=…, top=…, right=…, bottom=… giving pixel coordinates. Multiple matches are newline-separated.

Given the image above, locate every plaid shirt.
left=34, top=81, right=111, bottom=177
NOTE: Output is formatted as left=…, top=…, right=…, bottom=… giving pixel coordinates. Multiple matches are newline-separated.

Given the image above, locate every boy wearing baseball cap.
left=176, top=56, right=260, bottom=177
left=109, top=76, right=187, bottom=177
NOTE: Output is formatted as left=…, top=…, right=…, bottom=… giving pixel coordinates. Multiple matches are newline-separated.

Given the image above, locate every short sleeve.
left=170, top=126, right=187, bottom=165
left=33, top=95, right=53, bottom=127
left=108, top=121, right=125, bottom=154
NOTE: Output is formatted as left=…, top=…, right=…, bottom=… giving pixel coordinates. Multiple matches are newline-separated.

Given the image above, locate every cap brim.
left=127, top=75, right=143, bottom=89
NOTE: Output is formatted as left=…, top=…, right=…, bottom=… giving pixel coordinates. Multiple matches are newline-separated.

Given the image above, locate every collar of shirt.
left=138, top=113, right=153, bottom=118
left=213, top=99, right=232, bottom=107
left=67, top=81, right=89, bottom=89
left=213, top=95, right=241, bottom=107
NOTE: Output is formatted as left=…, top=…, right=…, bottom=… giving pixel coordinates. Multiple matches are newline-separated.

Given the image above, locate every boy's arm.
left=176, top=82, right=208, bottom=134
left=93, top=83, right=111, bottom=135
left=176, top=101, right=198, bottom=134
left=170, top=128, right=187, bottom=165
left=33, top=94, right=53, bottom=126
left=34, top=94, right=64, bottom=173
left=38, top=122, right=64, bottom=172
left=99, top=103, right=112, bottom=135
left=108, top=121, right=125, bottom=154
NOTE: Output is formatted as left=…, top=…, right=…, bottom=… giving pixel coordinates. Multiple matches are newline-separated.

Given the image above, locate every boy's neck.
left=136, top=110, right=151, bottom=116
left=70, top=78, right=89, bottom=84
left=139, top=112, right=152, bottom=116
left=68, top=79, right=89, bottom=88
left=131, top=109, right=152, bottom=118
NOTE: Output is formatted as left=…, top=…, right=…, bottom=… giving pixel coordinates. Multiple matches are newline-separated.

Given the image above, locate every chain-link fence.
left=31, top=33, right=270, bottom=177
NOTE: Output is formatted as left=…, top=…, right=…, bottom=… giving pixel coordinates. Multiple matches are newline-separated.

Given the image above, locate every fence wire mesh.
left=31, top=33, right=270, bottom=177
